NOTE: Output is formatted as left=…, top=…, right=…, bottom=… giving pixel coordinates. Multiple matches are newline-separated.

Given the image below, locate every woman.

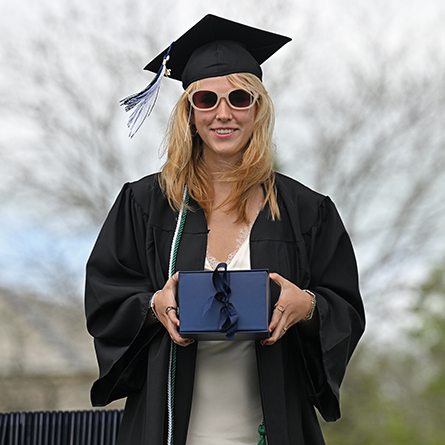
left=85, top=15, right=365, bottom=445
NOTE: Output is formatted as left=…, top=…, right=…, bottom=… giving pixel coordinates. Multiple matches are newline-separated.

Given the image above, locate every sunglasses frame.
left=187, top=88, right=259, bottom=111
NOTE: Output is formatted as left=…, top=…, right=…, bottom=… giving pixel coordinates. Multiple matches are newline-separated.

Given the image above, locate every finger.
left=165, top=272, right=179, bottom=291
left=269, top=272, right=288, bottom=288
left=272, top=320, right=288, bottom=341
left=165, top=306, right=180, bottom=327
left=267, top=274, right=285, bottom=333
left=268, top=304, right=286, bottom=333
left=262, top=319, right=288, bottom=345
left=162, top=305, right=194, bottom=347
left=165, top=318, right=193, bottom=347
left=168, top=327, right=193, bottom=347
left=263, top=303, right=293, bottom=345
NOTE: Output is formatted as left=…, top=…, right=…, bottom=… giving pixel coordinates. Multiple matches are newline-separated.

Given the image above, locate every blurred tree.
left=321, top=261, right=445, bottom=444
left=0, top=0, right=307, bottom=297
left=1, top=0, right=445, bottom=426
left=409, top=262, right=445, bottom=442
left=280, top=5, right=445, bottom=322
left=2, top=1, right=445, bottom=309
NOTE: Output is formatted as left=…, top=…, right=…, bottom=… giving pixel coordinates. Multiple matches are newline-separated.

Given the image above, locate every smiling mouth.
left=213, top=129, right=235, bottom=135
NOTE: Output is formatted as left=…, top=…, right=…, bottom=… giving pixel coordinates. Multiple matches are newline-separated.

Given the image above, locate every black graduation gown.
left=85, top=172, right=365, bottom=445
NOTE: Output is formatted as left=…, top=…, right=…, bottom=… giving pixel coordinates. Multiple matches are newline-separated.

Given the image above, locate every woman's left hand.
left=261, top=272, right=313, bottom=346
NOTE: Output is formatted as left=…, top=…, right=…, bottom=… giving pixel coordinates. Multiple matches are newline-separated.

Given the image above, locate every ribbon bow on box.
left=202, top=263, right=239, bottom=340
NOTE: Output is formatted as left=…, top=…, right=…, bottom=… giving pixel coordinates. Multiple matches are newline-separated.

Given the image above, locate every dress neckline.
left=206, top=220, right=254, bottom=270
left=206, top=203, right=261, bottom=269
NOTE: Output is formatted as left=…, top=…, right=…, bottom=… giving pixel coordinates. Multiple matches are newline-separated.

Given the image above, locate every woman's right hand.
left=152, top=272, right=194, bottom=347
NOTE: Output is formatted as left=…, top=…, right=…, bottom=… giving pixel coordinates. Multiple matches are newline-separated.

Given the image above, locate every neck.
left=202, top=149, right=243, bottom=177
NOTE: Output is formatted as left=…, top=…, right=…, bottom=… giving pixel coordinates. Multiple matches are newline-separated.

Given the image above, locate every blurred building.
left=0, top=288, right=124, bottom=412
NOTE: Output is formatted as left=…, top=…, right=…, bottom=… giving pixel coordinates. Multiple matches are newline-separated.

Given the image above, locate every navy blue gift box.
left=178, top=264, right=271, bottom=340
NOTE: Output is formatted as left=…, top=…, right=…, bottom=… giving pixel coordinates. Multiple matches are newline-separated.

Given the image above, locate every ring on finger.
left=275, top=304, right=285, bottom=313
left=283, top=326, right=288, bottom=333
left=165, top=306, right=177, bottom=315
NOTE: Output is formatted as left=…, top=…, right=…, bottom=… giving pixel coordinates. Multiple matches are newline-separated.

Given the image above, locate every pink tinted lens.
left=192, top=91, right=218, bottom=109
left=228, top=90, right=253, bottom=108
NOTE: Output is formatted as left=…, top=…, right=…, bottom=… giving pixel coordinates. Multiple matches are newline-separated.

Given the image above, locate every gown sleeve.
left=85, top=183, right=162, bottom=406
left=299, top=196, right=365, bottom=421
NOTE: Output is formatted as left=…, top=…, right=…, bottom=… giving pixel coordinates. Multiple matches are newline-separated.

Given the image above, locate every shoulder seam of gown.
left=301, top=195, right=332, bottom=237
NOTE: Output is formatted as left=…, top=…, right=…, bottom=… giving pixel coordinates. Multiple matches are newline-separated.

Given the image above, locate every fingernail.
left=262, top=340, right=270, bottom=346
left=269, top=326, right=274, bottom=332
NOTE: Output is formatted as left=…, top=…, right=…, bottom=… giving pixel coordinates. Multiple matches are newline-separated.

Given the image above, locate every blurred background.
left=1, top=0, right=445, bottom=443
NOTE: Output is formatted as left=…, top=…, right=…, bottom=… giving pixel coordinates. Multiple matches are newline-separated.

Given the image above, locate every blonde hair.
left=159, top=72, right=280, bottom=222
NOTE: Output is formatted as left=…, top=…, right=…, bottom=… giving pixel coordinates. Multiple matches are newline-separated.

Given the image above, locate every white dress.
left=186, top=236, right=263, bottom=444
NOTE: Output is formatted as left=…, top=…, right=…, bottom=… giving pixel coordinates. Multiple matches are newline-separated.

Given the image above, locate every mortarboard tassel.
left=120, top=44, right=172, bottom=138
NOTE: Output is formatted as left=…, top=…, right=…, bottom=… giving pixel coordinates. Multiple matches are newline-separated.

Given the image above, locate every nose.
left=215, top=97, right=232, bottom=120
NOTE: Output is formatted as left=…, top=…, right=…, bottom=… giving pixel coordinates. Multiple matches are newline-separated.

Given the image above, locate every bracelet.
left=299, top=290, right=316, bottom=323
left=149, top=290, right=161, bottom=322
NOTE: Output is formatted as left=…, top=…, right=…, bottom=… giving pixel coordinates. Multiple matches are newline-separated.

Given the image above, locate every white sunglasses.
left=188, top=88, right=258, bottom=111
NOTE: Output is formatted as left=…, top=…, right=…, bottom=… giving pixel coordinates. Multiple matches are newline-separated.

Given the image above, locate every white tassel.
left=121, top=51, right=171, bottom=138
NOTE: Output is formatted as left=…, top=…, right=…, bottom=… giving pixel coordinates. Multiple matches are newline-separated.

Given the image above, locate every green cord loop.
left=169, top=343, right=177, bottom=445
left=168, top=189, right=267, bottom=445
left=257, top=418, right=266, bottom=445
left=168, top=188, right=190, bottom=445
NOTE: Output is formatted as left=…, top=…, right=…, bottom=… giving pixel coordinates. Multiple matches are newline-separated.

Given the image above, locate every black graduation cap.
left=121, top=14, right=291, bottom=137
left=145, top=14, right=292, bottom=89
